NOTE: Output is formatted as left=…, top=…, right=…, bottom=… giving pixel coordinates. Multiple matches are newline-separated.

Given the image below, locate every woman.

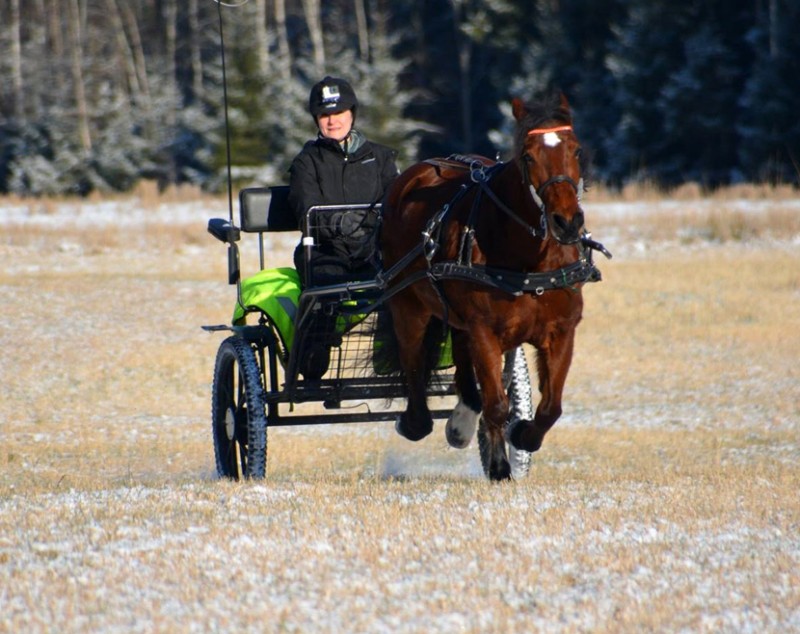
left=288, top=76, right=399, bottom=286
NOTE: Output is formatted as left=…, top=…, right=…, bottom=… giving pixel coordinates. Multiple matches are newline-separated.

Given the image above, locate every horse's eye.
left=575, top=148, right=583, bottom=160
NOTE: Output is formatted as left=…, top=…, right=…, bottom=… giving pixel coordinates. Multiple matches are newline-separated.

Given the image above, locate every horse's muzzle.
left=551, top=209, right=585, bottom=244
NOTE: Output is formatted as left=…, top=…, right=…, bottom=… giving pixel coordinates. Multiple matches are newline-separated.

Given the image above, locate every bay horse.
left=378, top=94, right=609, bottom=481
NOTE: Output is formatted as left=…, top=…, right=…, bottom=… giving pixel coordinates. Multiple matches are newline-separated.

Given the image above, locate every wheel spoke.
left=238, top=444, right=248, bottom=477
left=226, top=438, right=239, bottom=479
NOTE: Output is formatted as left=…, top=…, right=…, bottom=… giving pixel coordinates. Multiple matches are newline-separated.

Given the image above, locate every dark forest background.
left=1, top=0, right=798, bottom=196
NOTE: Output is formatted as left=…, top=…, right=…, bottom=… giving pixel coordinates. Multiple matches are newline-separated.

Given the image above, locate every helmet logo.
left=321, top=85, right=341, bottom=106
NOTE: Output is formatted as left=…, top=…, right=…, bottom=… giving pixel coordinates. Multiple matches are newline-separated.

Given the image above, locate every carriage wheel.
left=211, top=336, right=268, bottom=480
left=477, top=346, right=533, bottom=479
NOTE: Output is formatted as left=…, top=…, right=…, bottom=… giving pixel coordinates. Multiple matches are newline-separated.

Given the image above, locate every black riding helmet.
left=308, top=76, right=358, bottom=120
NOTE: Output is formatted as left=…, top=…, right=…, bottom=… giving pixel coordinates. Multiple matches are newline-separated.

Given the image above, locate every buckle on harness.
left=470, top=161, right=487, bottom=183
left=422, top=204, right=450, bottom=261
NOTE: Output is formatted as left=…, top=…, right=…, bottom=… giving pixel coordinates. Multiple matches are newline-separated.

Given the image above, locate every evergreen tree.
left=505, top=0, right=624, bottom=180
left=738, top=0, right=800, bottom=184
left=1, top=1, right=798, bottom=194
left=657, top=23, right=744, bottom=186
left=604, top=2, right=694, bottom=185
left=390, top=1, right=464, bottom=157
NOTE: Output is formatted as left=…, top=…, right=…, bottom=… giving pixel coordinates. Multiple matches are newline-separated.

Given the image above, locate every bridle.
left=521, top=125, right=584, bottom=242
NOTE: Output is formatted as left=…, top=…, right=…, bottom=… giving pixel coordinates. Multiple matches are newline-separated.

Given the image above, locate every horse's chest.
left=504, top=292, right=583, bottom=342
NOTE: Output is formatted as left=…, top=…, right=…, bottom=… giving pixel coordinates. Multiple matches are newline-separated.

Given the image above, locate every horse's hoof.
left=488, top=458, right=512, bottom=481
left=394, top=413, right=433, bottom=442
left=445, top=401, right=480, bottom=449
left=506, top=419, right=542, bottom=453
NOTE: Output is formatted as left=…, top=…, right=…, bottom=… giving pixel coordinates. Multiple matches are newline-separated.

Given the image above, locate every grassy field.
left=0, top=192, right=798, bottom=633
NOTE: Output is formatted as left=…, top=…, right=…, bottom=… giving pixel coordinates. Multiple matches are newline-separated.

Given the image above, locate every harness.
left=374, top=155, right=610, bottom=306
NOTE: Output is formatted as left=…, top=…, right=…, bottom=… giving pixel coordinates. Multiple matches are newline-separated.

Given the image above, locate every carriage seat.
left=238, top=185, right=296, bottom=233
left=205, top=187, right=302, bottom=355
left=208, top=188, right=379, bottom=373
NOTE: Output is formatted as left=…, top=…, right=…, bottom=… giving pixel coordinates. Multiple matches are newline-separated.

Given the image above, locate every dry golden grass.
left=587, top=180, right=799, bottom=202
left=0, top=194, right=798, bottom=633
left=0, top=180, right=220, bottom=209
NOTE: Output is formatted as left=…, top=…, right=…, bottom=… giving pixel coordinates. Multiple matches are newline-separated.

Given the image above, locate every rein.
left=424, top=156, right=545, bottom=245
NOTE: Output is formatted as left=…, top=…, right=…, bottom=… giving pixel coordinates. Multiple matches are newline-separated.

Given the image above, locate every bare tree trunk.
left=189, top=0, right=204, bottom=100
left=163, top=0, right=178, bottom=183
left=163, top=0, right=178, bottom=91
left=105, top=0, right=140, bottom=101
left=354, top=0, right=370, bottom=62
left=47, top=0, right=66, bottom=99
left=457, top=42, right=473, bottom=151
left=451, top=1, right=473, bottom=151
left=301, top=0, right=325, bottom=73
left=30, top=0, right=48, bottom=117
left=118, top=0, right=152, bottom=110
left=48, top=0, right=64, bottom=58
left=254, top=0, right=269, bottom=78
left=769, top=0, right=778, bottom=58
left=10, top=0, right=25, bottom=121
left=274, top=0, right=292, bottom=78
left=66, top=0, right=92, bottom=152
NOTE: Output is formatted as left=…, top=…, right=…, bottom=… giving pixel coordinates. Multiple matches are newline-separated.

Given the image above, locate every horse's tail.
left=372, top=309, right=448, bottom=385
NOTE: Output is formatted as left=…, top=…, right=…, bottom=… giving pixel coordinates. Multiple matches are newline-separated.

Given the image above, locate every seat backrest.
left=238, top=186, right=297, bottom=233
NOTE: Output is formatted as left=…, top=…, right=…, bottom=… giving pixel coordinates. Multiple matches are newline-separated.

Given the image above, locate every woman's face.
left=317, top=109, right=354, bottom=142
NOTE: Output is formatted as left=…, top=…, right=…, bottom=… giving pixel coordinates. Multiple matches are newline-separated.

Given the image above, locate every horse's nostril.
left=553, top=212, right=584, bottom=234
left=551, top=211, right=584, bottom=243
left=552, top=214, right=569, bottom=231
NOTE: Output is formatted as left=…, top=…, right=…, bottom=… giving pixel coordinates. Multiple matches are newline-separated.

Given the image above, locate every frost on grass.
left=1, top=483, right=798, bottom=633
left=0, top=197, right=798, bottom=633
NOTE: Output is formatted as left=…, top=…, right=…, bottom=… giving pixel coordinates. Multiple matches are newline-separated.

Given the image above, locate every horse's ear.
left=559, top=92, right=571, bottom=112
left=511, top=97, right=526, bottom=122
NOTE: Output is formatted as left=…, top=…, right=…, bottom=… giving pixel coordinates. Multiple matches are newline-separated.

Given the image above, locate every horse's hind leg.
left=445, top=330, right=482, bottom=449
left=391, top=298, right=435, bottom=442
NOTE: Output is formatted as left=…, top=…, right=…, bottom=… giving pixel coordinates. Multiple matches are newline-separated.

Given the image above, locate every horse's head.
left=512, top=94, right=585, bottom=245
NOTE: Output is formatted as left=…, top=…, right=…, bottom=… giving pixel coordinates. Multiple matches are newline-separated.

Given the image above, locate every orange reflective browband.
left=527, top=125, right=573, bottom=136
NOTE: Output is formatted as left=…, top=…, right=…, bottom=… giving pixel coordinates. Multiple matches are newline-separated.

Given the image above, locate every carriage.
left=204, top=185, right=536, bottom=480
left=203, top=94, right=610, bottom=481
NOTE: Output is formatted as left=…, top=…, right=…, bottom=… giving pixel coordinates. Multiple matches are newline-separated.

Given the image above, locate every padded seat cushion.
left=233, top=267, right=302, bottom=350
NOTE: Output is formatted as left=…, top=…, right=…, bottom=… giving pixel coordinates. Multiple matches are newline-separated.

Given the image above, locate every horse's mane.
left=512, top=93, right=573, bottom=158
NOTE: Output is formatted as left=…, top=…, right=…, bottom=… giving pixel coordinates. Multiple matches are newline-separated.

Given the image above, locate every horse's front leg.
left=445, top=329, right=482, bottom=449
left=507, top=327, right=576, bottom=453
left=391, top=299, right=435, bottom=442
left=470, top=331, right=511, bottom=481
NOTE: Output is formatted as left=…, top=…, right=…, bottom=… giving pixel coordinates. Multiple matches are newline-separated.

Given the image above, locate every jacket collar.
left=316, top=129, right=367, bottom=157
